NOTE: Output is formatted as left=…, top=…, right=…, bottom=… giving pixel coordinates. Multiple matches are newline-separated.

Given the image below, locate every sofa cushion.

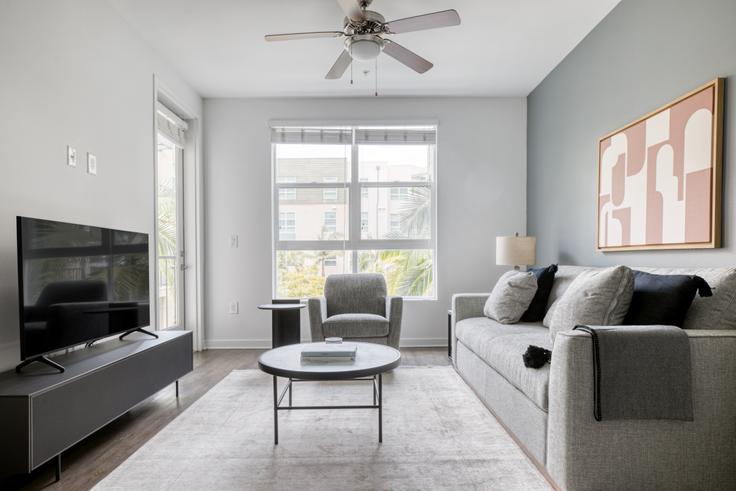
left=635, top=267, right=736, bottom=330
left=323, top=313, right=389, bottom=338
left=521, top=264, right=558, bottom=322
left=547, top=266, right=634, bottom=342
left=483, top=270, right=538, bottom=324
left=624, top=271, right=712, bottom=327
left=455, top=317, right=551, bottom=410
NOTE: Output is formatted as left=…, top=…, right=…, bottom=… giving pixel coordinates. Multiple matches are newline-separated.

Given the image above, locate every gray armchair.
left=308, top=273, right=403, bottom=348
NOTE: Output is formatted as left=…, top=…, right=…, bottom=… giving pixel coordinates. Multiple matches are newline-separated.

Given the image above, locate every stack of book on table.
left=301, top=343, right=357, bottom=362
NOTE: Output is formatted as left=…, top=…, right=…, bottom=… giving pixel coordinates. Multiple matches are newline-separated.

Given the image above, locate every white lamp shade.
left=496, top=235, right=536, bottom=266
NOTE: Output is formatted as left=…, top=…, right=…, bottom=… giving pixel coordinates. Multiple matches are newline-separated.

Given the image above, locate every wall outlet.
left=230, top=234, right=239, bottom=248
left=228, top=301, right=239, bottom=314
left=67, top=146, right=77, bottom=167
left=87, top=152, right=97, bottom=175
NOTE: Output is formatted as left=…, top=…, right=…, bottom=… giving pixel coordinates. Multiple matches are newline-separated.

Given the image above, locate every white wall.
left=0, top=0, right=202, bottom=371
left=203, top=97, right=526, bottom=348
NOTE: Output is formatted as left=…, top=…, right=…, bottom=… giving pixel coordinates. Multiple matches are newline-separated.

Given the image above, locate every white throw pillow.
left=484, top=271, right=538, bottom=324
left=548, top=265, right=634, bottom=342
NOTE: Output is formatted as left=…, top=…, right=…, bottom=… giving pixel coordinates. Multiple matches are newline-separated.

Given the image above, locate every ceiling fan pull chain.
left=350, top=45, right=354, bottom=85
left=374, top=57, right=378, bottom=97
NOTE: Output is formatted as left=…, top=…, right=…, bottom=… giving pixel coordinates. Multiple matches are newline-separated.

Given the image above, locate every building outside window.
left=272, top=125, right=436, bottom=299
left=279, top=177, right=297, bottom=200
left=323, top=176, right=338, bottom=201
left=279, top=212, right=296, bottom=240
left=323, top=210, right=337, bottom=235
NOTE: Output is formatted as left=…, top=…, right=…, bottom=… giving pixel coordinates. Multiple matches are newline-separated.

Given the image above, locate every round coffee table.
left=258, top=342, right=401, bottom=444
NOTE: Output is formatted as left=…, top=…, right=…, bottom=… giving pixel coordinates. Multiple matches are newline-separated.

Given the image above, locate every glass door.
left=156, top=133, right=184, bottom=330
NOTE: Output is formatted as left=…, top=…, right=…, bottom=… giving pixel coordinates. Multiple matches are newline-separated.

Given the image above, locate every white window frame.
left=271, top=123, right=438, bottom=300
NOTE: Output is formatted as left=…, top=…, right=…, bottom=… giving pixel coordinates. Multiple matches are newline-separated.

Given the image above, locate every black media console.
left=0, top=330, right=192, bottom=482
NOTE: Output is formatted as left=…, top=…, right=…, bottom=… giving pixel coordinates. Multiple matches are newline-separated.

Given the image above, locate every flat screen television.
left=16, top=217, right=151, bottom=371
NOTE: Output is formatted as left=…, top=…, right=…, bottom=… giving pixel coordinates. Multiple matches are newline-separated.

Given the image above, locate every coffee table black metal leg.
left=378, top=373, right=383, bottom=443
left=373, top=375, right=377, bottom=406
left=273, top=376, right=279, bottom=445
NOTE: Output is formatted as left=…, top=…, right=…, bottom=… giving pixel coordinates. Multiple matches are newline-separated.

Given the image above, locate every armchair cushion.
left=324, top=274, right=387, bottom=317
left=323, top=313, right=390, bottom=338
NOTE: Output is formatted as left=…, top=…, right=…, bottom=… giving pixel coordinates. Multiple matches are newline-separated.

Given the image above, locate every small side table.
left=258, top=302, right=307, bottom=348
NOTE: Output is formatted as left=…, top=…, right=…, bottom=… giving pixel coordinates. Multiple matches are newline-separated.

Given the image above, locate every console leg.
left=55, top=454, right=61, bottom=482
left=16, top=355, right=65, bottom=374
left=175, top=380, right=179, bottom=398
left=119, top=328, right=159, bottom=341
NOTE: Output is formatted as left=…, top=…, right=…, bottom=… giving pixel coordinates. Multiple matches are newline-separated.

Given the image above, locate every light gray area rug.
left=95, top=367, right=550, bottom=490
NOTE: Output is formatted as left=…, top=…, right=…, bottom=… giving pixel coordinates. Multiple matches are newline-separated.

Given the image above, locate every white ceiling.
left=109, top=0, right=620, bottom=98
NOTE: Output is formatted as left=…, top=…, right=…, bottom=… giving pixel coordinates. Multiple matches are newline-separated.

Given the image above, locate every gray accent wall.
left=527, top=0, right=735, bottom=267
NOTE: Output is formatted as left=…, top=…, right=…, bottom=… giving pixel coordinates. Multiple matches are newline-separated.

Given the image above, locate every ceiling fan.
left=265, top=0, right=461, bottom=80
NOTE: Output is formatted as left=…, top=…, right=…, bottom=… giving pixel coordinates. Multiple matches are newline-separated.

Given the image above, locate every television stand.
left=15, top=355, right=65, bottom=374
left=119, top=328, right=158, bottom=340
left=0, top=331, right=192, bottom=482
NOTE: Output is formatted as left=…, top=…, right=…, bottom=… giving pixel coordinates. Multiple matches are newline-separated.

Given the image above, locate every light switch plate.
left=67, top=146, right=77, bottom=167
left=230, top=234, right=239, bottom=248
left=87, top=152, right=97, bottom=175
left=228, top=301, right=239, bottom=314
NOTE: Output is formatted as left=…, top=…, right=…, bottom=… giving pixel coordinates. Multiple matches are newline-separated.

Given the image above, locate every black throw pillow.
left=520, top=264, right=558, bottom=322
left=623, top=270, right=712, bottom=327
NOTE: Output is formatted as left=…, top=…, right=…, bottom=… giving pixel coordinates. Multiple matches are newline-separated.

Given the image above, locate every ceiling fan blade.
left=384, top=9, right=461, bottom=34
left=265, top=31, right=344, bottom=42
left=325, top=49, right=353, bottom=79
left=382, top=40, right=433, bottom=74
left=337, top=0, right=365, bottom=21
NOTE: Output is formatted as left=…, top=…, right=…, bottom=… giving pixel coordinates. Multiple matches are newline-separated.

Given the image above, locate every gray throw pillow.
left=548, top=265, right=634, bottom=342
left=484, top=271, right=538, bottom=324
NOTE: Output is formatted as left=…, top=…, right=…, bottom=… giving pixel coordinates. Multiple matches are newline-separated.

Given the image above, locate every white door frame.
left=152, top=75, right=205, bottom=352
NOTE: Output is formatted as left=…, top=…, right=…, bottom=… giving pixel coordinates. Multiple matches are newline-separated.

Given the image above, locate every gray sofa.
left=452, top=266, right=736, bottom=490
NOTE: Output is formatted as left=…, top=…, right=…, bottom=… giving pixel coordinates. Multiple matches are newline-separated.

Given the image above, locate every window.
left=272, top=125, right=436, bottom=299
left=323, top=210, right=337, bottom=234
left=361, top=212, right=369, bottom=233
left=323, top=177, right=338, bottom=201
left=389, top=213, right=401, bottom=234
left=390, top=187, right=409, bottom=201
left=279, top=212, right=296, bottom=240
left=279, top=177, right=297, bottom=200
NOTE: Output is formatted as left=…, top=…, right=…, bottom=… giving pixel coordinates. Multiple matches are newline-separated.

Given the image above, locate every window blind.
left=157, top=102, right=188, bottom=147
left=354, top=127, right=436, bottom=145
left=271, top=127, right=352, bottom=145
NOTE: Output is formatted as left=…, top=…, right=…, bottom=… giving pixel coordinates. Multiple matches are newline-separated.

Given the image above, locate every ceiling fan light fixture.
left=346, top=34, right=384, bottom=61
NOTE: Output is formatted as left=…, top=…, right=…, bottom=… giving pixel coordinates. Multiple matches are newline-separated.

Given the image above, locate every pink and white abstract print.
left=597, top=82, right=722, bottom=250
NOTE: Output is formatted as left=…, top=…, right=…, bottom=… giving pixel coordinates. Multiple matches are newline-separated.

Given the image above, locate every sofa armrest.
left=307, top=296, right=326, bottom=342
left=450, top=294, right=489, bottom=364
left=386, top=296, right=403, bottom=349
left=548, top=328, right=736, bottom=491
left=451, top=293, right=489, bottom=323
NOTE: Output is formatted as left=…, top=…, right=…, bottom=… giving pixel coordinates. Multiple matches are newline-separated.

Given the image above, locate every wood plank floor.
left=4, top=348, right=450, bottom=491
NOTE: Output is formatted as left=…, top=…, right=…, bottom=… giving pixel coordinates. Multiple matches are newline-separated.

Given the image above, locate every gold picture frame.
left=597, top=78, right=724, bottom=252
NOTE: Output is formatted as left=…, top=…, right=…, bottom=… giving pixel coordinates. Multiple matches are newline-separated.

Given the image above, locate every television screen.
left=17, top=217, right=150, bottom=360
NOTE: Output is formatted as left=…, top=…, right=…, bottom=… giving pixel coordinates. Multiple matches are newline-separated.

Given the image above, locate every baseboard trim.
left=204, top=337, right=447, bottom=350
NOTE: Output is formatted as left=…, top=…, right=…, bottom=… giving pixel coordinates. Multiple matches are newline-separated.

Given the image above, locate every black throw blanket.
left=573, top=325, right=693, bottom=422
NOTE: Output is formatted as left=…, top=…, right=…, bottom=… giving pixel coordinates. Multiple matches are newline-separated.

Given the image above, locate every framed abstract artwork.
left=597, top=78, right=724, bottom=251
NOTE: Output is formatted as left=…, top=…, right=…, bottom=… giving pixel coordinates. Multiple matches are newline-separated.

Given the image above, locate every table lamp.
left=496, top=233, right=536, bottom=270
